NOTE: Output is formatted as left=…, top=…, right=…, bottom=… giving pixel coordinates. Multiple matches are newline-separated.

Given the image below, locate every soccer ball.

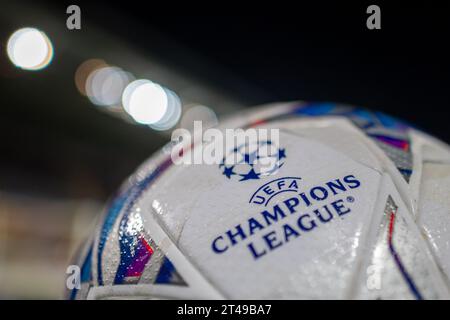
left=67, top=102, right=450, bottom=299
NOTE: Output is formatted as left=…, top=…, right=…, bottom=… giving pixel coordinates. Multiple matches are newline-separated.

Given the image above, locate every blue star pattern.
left=278, top=148, right=286, bottom=160
left=223, top=166, right=236, bottom=179
left=239, top=168, right=260, bottom=181
left=220, top=140, right=286, bottom=182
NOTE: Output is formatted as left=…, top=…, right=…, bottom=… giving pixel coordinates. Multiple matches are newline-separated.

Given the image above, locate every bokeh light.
left=148, top=88, right=182, bottom=131
left=74, top=59, right=108, bottom=96
left=76, top=61, right=182, bottom=130
left=122, top=79, right=169, bottom=125
left=180, top=104, right=218, bottom=131
left=85, top=66, right=133, bottom=107
left=7, top=28, right=53, bottom=71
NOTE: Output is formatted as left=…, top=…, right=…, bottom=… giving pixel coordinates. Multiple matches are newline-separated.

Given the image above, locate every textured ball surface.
left=68, top=102, right=450, bottom=299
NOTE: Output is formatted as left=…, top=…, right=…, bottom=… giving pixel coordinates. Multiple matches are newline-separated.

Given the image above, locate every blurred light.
left=122, top=80, right=169, bottom=125
left=7, top=28, right=53, bottom=70
left=74, top=59, right=107, bottom=96
left=149, top=88, right=182, bottom=131
left=86, top=66, right=133, bottom=107
left=180, top=105, right=218, bottom=131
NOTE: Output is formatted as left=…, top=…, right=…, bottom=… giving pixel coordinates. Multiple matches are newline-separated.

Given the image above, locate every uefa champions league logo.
left=219, top=140, right=286, bottom=181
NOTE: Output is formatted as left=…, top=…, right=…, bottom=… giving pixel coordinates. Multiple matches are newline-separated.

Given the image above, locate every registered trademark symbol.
left=346, top=196, right=355, bottom=203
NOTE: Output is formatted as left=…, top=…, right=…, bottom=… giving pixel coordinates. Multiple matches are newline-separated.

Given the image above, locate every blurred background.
left=0, top=1, right=448, bottom=298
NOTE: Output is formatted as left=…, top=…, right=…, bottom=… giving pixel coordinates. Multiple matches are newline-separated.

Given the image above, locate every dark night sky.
left=72, top=1, right=450, bottom=139
left=1, top=1, right=449, bottom=198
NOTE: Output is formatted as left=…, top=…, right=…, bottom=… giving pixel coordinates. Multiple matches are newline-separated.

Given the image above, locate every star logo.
left=220, top=140, right=286, bottom=182
left=222, top=166, right=236, bottom=179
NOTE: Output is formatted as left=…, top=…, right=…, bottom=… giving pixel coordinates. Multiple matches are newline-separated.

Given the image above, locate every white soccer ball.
left=68, top=102, right=450, bottom=299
